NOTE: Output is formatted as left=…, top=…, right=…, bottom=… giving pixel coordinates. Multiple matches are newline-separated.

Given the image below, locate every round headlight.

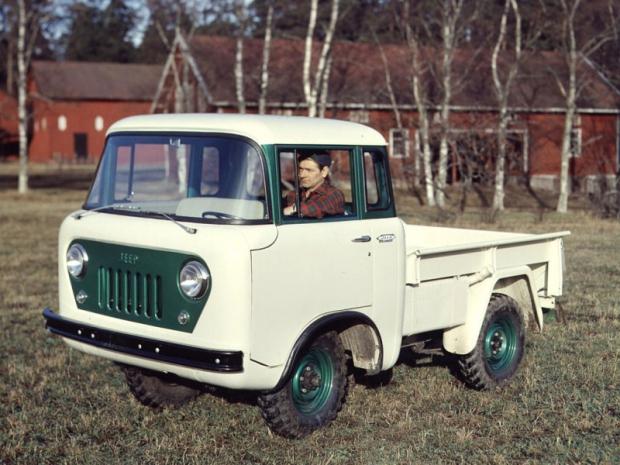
left=67, top=243, right=88, bottom=278
left=179, top=261, right=210, bottom=298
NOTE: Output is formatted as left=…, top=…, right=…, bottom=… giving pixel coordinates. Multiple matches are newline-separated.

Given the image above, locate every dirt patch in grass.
left=1, top=181, right=618, bottom=464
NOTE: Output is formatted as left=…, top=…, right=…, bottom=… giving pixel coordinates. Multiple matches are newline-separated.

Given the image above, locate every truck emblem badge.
left=377, top=234, right=395, bottom=243
left=120, top=252, right=139, bottom=265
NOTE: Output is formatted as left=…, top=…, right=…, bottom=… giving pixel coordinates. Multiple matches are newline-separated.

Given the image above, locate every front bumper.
left=43, top=308, right=243, bottom=373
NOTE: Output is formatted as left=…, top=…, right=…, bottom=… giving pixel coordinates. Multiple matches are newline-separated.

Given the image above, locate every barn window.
left=95, top=116, right=104, bottom=132
left=58, top=115, right=67, bottom=131
left=349, top=110, right=369, bottom=124
left=389, top=128, right=409, bottom=158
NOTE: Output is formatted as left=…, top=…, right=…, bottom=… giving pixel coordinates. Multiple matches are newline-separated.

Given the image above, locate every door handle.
left=352, top=235, right=371, bottom=243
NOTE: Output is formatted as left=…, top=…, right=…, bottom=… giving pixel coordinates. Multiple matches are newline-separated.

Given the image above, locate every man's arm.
left=283, top=191, right=297, bottom=216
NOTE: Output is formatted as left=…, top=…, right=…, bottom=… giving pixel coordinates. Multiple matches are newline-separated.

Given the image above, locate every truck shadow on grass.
left=195, top=348, right=456, bottom=408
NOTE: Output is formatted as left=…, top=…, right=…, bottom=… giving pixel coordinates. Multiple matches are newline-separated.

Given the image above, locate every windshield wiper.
left=73, top=203, right=137, bottom=220
left=73, top=204, right=196, bottom=234
left=134, top=209, right=197, bottom=235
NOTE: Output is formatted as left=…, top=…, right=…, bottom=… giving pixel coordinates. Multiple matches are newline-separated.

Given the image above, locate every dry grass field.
left=1, top=170, right=619, bottom=465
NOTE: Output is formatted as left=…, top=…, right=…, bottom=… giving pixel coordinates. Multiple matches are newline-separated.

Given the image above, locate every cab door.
left=359, top=147, right=406, bottom=369
left=250, top=147, right=373, bottom=367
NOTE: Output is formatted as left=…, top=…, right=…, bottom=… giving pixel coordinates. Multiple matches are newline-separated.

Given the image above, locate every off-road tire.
left=456, top=294, right=525, bottom=390
left=121, top=365, right=203, bottom=408
left=257, top=331, right=348, bottom=439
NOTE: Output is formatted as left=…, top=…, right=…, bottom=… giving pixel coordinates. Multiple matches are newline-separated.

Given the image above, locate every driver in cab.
left=283, top=152, right=344, bottom=219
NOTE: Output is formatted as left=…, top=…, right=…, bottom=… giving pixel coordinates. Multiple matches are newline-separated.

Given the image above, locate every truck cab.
left=44, top=114, right=568, bottom=439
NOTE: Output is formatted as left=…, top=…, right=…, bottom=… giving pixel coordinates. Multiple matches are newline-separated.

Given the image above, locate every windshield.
left=85, top=134, right=269, bottom=223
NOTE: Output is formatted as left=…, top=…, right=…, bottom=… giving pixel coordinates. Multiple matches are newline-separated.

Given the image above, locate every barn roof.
left=31, top=61, right=163, bottom=101
left=185, top=35, right=620, bottom=112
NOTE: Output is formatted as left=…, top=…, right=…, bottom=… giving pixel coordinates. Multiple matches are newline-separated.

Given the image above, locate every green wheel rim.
left=291, top=348, right=334, bottom=415
left=483, top=315, right=518, bottom=375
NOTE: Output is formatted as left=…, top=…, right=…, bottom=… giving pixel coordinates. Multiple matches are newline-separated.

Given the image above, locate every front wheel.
left=257, top=332, right=348, bottom=438
left=456, top=294, right=525, bottom=390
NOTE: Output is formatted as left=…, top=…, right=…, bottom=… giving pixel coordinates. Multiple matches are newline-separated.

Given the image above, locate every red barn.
left=0, top=89, right=18, bottom=158
left=153, top=34, right=620, bottom=192
left=28, top=61, right=162, bottom=162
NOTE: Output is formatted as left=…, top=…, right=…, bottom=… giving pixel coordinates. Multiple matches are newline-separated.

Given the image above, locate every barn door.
left=74, top=133, right=88, bottom=160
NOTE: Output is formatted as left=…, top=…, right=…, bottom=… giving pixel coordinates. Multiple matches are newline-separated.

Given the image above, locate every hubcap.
left=291, top=348, right=334, bottom=415
left=483, top=316, right=518, bottom=375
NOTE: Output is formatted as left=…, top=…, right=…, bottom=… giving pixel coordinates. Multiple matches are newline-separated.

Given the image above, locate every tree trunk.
left=492, top=0, right=521, bottom=211
left=419, top=114, right=435, bottom=206
left=258, top=4, right=274, bottom=115
left=303, top=0, right=318, bottom=116
left=406, top=10, right=435, bottom=206
left=557, top=0, right=579, bottom=213
left=304, top=0, right=339, bottom=117
left=234, top=1, right=247, bottom=114
left=318, top=54, right=332, bottom=118
left=17, top=0, right=28, bottom=194
left=493, top=111, right=509, bottom=210
left=557, top=99, right=575, bottom=213
left=436, top=3, right=459, bottom=208
left=235, top=35, right=245, bottom=113
left=436, top=133, right=450, bottom=207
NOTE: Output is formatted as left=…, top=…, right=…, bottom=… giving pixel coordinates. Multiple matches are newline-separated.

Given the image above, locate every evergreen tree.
left=64, top=0, right=137, bottom=62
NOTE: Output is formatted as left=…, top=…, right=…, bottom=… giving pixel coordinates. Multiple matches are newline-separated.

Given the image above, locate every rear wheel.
left=456, top=294, right=525, bottom=390
left=121, top=365, right=203, bottom=408
left=257, top=332, right=348, bottom=438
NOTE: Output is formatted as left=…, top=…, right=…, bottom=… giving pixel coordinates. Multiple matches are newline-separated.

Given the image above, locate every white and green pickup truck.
left=44, top=114, right=568, bottom=438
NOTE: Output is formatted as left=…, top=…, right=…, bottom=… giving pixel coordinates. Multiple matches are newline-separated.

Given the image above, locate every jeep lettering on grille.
left=120, top=252, right=139, bottom=265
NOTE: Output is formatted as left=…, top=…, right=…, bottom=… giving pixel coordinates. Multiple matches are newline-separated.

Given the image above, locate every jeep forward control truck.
left=44, top=115, right=568, bottom=438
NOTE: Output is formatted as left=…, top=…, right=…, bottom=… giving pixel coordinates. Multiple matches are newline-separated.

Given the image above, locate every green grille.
left=67, top=240, right=208, bottom=332
left=97, top=268, right=163, bottom=320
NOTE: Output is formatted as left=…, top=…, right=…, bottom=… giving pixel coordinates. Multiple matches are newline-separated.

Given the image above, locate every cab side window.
left=363, top=149, right=392, bottom=212
left=278, top=148, right=355, bottom=220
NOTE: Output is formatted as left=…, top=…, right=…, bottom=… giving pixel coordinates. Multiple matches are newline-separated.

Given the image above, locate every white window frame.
left=389, top=128, right=409, bottom=158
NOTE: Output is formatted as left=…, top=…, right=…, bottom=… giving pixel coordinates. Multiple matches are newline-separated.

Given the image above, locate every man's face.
left=298, top=158, right=328, bottom=190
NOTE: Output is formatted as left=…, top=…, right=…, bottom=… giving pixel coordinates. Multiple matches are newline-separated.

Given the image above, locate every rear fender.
left=442, top=266, right=540, bottom=355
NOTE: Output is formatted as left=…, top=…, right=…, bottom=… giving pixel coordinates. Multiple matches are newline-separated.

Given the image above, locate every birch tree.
left=435, top=0, right=464, bottom=208
left=233, top=0, right=247, bottom=113
left=258, top=3, right=274, bottom=114
left=404, top=6, right=435, bottom=206
left=491, top=0, right=521, bottom=211
left=303, top=0, right=339, bottom=117
left=556, top=0, right=580, bottom=213
left=16, top=0, right=46, bottom=194
left=554, top=0, right=617, bottom=213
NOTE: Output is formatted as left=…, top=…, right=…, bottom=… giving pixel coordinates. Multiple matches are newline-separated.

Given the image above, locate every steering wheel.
left=201, top=211, right=243, bottom=220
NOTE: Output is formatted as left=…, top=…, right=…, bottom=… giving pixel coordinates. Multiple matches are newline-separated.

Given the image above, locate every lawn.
left=1, top=179, right=618, bottom=465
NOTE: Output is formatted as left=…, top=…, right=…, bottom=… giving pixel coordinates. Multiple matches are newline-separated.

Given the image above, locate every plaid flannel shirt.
left=285, top=181, right=345, bottom=219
